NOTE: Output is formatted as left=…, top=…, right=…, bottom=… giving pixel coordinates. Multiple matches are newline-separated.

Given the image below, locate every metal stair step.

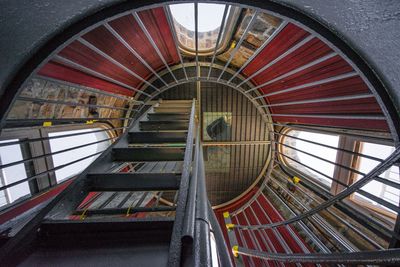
left=112, top=147, right=185, bottom=161
left=40, top=217, right=174, bottom=235
left=153, top=107, right=191, bottom=113
left=147, top=112, right=190, bottom=121
left=157, top=103, right=192, bottom=108
left=136, top=161, right=183, bottom=174
left=73, top=206, right=176, bottom=216
left=159, top=100, right=192, bottom=104
left=128, top=131, right=187, bottom=143
left=139, top=120, right=188, bottom=131
left=87, top=173, right=180, bottom=191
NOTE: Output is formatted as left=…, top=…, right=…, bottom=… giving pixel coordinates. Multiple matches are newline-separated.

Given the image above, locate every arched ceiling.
left=0, top=1, right=399, bottom=207
left=32, top=3, right=395, bottom=137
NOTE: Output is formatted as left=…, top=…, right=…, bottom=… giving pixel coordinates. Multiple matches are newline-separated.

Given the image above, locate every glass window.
left=49, top=128, right=110, bottom=182
left=169, top=3, right=229, bottom=53
left=353, top=143, right=399, bottom=213
left=281, top=130, right=339, bottom=187
left=0, top=140, right=30, bottom=206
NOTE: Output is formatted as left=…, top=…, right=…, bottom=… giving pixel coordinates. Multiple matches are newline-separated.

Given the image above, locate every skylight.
left=170, top=3, right=225, bottom=32
left=169, top=3, right=229, bottom=53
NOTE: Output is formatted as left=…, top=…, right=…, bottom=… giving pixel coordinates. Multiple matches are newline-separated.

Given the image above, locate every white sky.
left=0, top=129, right=110, bottom=206
left=356, top=143, right=399, bottom=207
left=169, top=3, right=225, bottom=32
left=49, top=128, right=109, bottom=182
left=288, top=131, right=399, bottom=211
left=289, top=131, right=339, bottom=186
left=0, top=139, right=29, bottom=204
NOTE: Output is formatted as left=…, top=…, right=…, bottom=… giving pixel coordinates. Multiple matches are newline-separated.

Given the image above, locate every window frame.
left=166, top=4, right=241, bottom=56
left=348, top=141, right=398, bottom=220
left=277, top=125, right=398, bottom=221
left=277, top=128, right=341, bottom=191
left=0, top=122, right=114, bottom=209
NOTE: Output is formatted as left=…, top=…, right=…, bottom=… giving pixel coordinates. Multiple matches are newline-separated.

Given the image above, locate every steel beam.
left=269, top=113, right=385, bottom=120
left=257, top=93, right=374, bottom=106
left=54, top=55, right=151, bottom=97
left=78, top=38, right=160, bottom=92
left=259, top=72, right=358, bottom=98
left=4, top=117, right=131, bottom=128
left=194, top=2, right=199, bottom=79
left=272, top=169, right=384, bottom=249
left=245, top=52, right=337, bottom=93
left=132, top=12, right=178, bottom=83
left=236, top=247, right=400, bottom=265
left=104, top=22, right=169, bottom=87
left=163, top=6, right=188, bottom=81
left=207, top=5, right=230, bottom=80
left=17, top=96, right=130, bottom=111
left=37, top=75, right=141, bottom=103
left=239, top=35, right=314, bottom=89
left=227, top=21, right=288, bottom=84
left=217, top=11, right=259, bottom=82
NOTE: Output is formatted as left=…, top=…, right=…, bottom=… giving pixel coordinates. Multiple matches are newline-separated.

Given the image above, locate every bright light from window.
left=170, top=3, right=195, bottom=30
left=170, top=3, right=225, bottom=32
left=282, top=130, right=339, bottom=187
left=49, top=128, right=110, bottom=182
left=198, top=3, right=226, bottom=32
left=169, top=3, right=227, bottom=52
left=0, top=140, right=30, bottom=206
left=355, top=143, right=399, bottom=212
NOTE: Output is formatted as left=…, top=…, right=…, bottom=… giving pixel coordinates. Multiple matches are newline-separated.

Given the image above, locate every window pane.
left=197, top=3, right=226, bottom=51
left=49, top=128, right=110, bottom=182
left=169, top=3, right=227, bottom=52
left=0, top=140, right=30, bottom=206
left=282, top=130, right=339, bottom=187
left=354, top=143, right=399, bottom=213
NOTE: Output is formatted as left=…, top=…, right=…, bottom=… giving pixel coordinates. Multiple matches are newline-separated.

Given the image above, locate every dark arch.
left=0, top=0, right=399, bottom=144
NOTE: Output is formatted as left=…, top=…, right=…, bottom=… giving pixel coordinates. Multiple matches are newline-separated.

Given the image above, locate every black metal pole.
left=194, top=146, right=212, bottom=267
left=207, top=201, right=234, bottom=267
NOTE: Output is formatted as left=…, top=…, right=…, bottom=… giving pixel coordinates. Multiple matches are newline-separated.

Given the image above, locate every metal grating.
left=157, top=81, right=270, bottom=206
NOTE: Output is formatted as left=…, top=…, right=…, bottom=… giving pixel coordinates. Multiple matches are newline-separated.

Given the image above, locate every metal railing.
left=0, top=77, right=141, bottom=211
left=225, top=125, right=400, bottom=265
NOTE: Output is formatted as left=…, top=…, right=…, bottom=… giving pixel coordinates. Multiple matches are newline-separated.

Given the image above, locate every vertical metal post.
left=223, top=212, right=244, bottom=267
left=194, top=147, right=211, bottom=267
left=194, top=2, right=199, bottom=79
left=207, top=201, right=234, bottom=267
